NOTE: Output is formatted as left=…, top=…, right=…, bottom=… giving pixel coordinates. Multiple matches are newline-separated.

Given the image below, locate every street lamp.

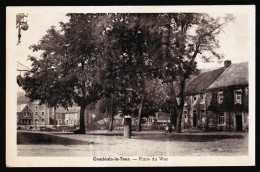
left=16, top=13, right=29, bottom=45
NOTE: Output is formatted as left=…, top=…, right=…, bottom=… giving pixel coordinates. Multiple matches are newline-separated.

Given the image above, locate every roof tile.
left=208, top=62, right=248, bottom=89
left=185, top=67, right=225, bottom=95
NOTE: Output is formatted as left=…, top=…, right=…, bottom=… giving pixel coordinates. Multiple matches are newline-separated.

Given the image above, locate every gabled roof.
left=185, top=67, right=226, bottom=95
left=56, top=106, right=80, bottom=114
left=208, top=62, right=248, bottom=90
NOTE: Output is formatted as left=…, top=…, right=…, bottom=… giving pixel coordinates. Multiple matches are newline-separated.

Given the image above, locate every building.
left=17, top=101, right=51, bottom=126
left=207, top=62, right=248, bottom=131
left=17, top=104, right=33, bottom=125
left=155, top=112, right=170, bottom=123
left=181, top=61, right=248, bottom=131
left=182, top=64, right=226, bottom=129
left=30, top=101, right=51, bottom=126
left=56, top=106, right=80, bottom=126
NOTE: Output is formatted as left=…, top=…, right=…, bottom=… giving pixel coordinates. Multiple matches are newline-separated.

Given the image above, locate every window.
left=25, top=112, right=29, bottom=117
left=35, top=105, right=38, bottom=110
left=201, top=109, right=205, bottom=116
left=42, top=119, right=44, bottom=124
left=184, top=111, right=187, bottom=118
left=184, top=111, right=188, bottom=122
left=42, top=112, right=44, bottom=116
left=218, top=91, right=224, bottom=104
left=193, top=96, right=197, bottom=104
left=184, top=97, right=188, bottom=105
left=234, top=89, right=242, bottom=104
left=35, top=112, right=38, bottom=115
left=219, top=113, right=225, bottom=124
left=200, top=94, right=205, bottom=103
left=35, top=119, right=38, bottom=124
left=202, top=117, right=206, bottom=124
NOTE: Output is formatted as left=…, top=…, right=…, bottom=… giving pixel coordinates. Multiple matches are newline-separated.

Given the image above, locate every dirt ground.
left=17, top=130, right=248, bottom=156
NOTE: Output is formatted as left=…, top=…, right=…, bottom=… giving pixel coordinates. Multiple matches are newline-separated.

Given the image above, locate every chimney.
left=224, top=60, right=231, bottom=68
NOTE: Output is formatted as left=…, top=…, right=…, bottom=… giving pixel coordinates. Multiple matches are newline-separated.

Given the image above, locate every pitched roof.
left=185, top=67, right=226, bottom=95
left=208, top=62, right=248, bottom=89
left=56, top=106, right=80, bottom=114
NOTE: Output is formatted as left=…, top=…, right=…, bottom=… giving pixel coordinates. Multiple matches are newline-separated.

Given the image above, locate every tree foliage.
left=23, top=13, right=235, bottom=134
left=24, top=14, right=105, bottom=134
left=148, top=13, right=235, bottom=132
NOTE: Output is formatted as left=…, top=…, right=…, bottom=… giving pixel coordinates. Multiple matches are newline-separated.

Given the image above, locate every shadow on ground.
left=133, top=133, right=245, bottom=142
left=17, top=132, right=91, bottom=145
left=55, top=131, right=245, bottom=142
left=55, top=132, right=124, bottom=136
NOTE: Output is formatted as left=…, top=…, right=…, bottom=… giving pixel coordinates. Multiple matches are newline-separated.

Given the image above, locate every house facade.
left=181, top=61, right=248, bottom=131
left=206, top=62, right=248, bottom=131
left=56, top=106, right=80, bottom=126
left=17, top=101, right=51, bottom=125
left=30, top=101, right=51, bottom=125
left=17, top=104, right=33, bottom=125
left=155, top=112, right=170, bottom=123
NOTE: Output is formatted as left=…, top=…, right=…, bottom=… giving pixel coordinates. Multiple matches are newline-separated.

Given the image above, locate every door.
left=236, top=114, right=242, bottom=131
left=193, top=110, right=197, bottom=127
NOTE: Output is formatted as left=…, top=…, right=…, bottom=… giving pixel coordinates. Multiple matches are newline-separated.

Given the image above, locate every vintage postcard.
left=6, top=5, right=255, bottom=167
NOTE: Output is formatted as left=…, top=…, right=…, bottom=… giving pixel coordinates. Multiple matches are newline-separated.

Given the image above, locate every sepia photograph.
left=6, top=5, right=255, bottom=167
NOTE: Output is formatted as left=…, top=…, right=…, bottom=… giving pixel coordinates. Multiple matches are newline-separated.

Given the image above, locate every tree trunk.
left=170, top=78, right=186, bottom=133
left=170, top=111, right=175, bottom=127
left=229, top=112, right=231, bottom=131
left=136, top=95, right=144, bottom=132
left=79, top=103, right=87, bottom=134
left=85, top=110, right=89, bottom=130
left=124, top=117, right=131, bottom=138
left=108, top=93, right=114, bottom=131
left=54, top=107, right=57, bottom=129
left=175, top=110, right=182, bottom=133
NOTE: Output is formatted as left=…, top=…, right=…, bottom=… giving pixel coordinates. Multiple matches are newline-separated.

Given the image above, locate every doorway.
left=193, top=110, right=197, bottom=127
left=236, top=113, right=242, bottom=131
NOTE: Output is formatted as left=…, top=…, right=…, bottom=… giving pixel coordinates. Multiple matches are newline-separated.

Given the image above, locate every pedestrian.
left=171, top=124, right=175, bottom=131
left=165, top=124, right=172, bottom=134
left=165, top=125, right=169, bottom=134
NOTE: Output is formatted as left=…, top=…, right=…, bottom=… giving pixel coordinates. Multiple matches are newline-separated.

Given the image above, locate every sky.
left=9, top=6, right=254, bottom=92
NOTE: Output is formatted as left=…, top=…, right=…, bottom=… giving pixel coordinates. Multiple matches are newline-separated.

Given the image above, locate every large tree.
left=24, top=14, right=105, bottom=134
left=100, top=13, right=151, bottom=132
left=151, top=13, right=235, bottom=133
left=23, top=26, right=73, bottom=127
left=101, top=13, right=166, bottom=132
